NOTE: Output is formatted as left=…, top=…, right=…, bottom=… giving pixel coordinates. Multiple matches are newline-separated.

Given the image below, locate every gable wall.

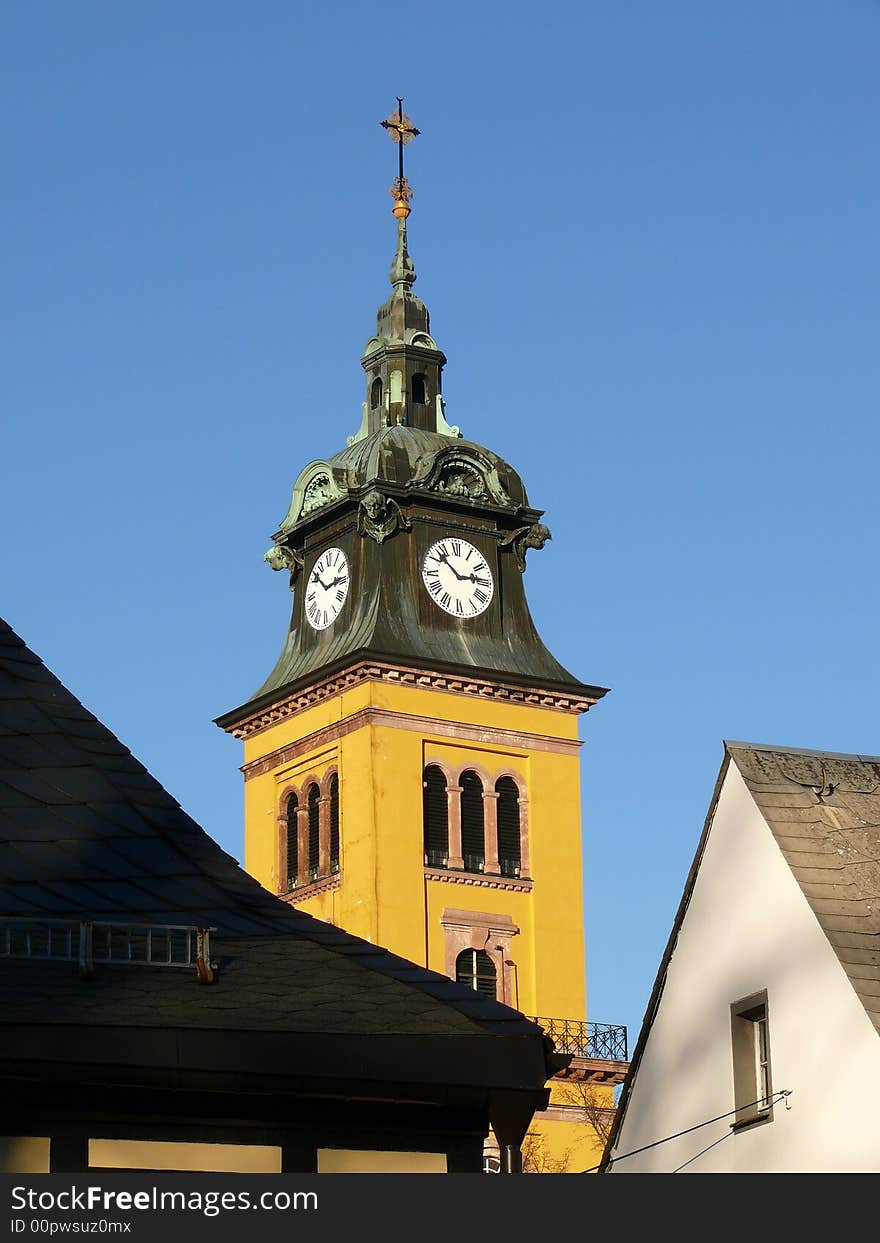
left=610, top=762, right=880, bottom=1172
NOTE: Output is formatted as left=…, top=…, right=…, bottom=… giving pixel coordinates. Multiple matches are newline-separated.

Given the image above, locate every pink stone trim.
left=225, top=661, right=599, bottom=739
left=280, top=873, right=341, bottom=904
left=424, top=867, right=532, bottom=893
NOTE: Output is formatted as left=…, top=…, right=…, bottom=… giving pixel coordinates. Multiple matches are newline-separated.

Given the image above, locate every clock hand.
left=437, top=551, right=469, bottom=582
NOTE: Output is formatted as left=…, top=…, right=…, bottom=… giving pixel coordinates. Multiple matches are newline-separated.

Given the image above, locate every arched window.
left=307, top=783, right=320, bottom=881
left=496, top=777, right=521, bottom=878
left=460, top=771, right=485, bottom=873
left=285, top=793, right=299, bottom=890
left=456, top=949, right=496, bottom=998
left=411, top=373, right=427, bottom=405
left=423, top=765, right=448, bottom=868
left=329, top=772, right=340, bottom=873
left=370, top=377, right=383, bottom=410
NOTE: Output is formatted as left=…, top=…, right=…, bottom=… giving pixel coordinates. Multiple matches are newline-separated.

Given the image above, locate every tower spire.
left=353, top=99, right=454, bottom=438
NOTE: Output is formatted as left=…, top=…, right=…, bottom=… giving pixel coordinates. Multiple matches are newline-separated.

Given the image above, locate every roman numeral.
left=336, top=590, right=344, bottom=602
left=465, top=546, right=473, bottom=561
left=451, top=540, right=461, bottom=557
left=428, top=580, right=441, bottom=595
left=474, top=589, right=488, bottom=604
left=474, top=561, right=486, bottom=573
left=322, top=610, right=328, bottom=626
left=474, top=576, right=490, bottom=587
left=455, top=600, right=463, bottom=615
left=425, top=568, right=439, bottom=579
left=438, top=543, right=449, bottom=558
left=441, top=591, right=451, bottom=607
left=307, top=591, right=315, bottom=603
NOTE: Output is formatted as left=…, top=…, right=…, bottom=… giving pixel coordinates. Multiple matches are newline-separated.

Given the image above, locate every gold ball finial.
left=390, top=175, right=413, bottom=218
left=380, top=99, right=419, bottom=219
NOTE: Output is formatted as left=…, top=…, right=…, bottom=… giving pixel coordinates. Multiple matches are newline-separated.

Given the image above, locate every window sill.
left=730, top=1111, right=773, bottom=1134
left=424, top=866, right=532, bottom=893
left=281, top=872, right=342, bottom=902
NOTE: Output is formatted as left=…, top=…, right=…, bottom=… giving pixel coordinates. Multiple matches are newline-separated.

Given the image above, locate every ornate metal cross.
left=380, top=98, right=420, bottom=212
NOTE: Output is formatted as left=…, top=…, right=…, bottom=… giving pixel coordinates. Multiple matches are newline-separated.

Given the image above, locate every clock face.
left=422, top=537, right=494, bottom=618
left=305, top=547, right=350, bottom=631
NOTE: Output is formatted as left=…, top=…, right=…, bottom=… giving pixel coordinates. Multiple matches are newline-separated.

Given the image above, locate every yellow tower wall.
left=240, top=678, right=588, bottom=1024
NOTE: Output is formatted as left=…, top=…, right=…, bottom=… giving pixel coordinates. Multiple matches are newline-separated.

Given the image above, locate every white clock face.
left=422, top=537, right=494, bottom=618
left=305, top=547, right=350, bottom=631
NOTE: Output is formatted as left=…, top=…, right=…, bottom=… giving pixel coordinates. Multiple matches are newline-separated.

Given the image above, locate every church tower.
left=217, top=102, right=627, bottom=1171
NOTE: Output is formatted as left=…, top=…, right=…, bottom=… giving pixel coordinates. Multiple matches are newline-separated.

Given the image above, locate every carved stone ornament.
left=301, top=472, right=334, bottom=516
left=409, top=447, right=512, bottom=508
left=357, top=489, right=412, bottom=544
left=499, top=522, right=552, bottom=571
left=264, top=543, right=304, bottom=590
left=278, top=461, right=348, bottom=532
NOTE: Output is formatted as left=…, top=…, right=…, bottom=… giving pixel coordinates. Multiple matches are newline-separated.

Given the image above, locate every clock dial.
left=305, top=547, right=350, bottom=631
left=422, top=537, right=494, bottom=618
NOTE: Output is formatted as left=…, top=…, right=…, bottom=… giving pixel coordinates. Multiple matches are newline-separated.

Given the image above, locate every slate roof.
left=0, top=616, right=546, bottom=1049
left=727, top=741, right=880, bottom=1035
left=601, top=740, right=880, bottom=1169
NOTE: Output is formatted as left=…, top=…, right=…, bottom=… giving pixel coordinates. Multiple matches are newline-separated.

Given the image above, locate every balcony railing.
left=530, top=1016, right=628, bottom=1062
left=0, top=917, right=215, bottom=982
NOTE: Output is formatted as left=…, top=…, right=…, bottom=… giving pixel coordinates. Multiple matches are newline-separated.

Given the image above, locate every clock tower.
left=216, top=103, right=628, bottom=1172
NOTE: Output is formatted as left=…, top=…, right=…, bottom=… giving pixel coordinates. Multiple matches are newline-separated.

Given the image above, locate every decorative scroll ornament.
left=278, top=462, right=348, bottom=532
left=301, top=472, right=334, bottom=516
left=498, top=523, right=552, bottom=571
left=264, top=543, right=304, bottom=590
left=409, top=447, right=512, bottom=508
left=357, top=489, right=412, bottom=544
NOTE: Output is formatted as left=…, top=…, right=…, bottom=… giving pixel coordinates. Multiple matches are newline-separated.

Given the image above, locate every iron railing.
left=530, top=1016, right=628, bottom=1062
left=0, top=917, right=215, bottom=980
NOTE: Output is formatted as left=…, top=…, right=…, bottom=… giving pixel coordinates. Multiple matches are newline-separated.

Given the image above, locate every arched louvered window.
left=496, top=777, right=521, bottom=878
left=307, top=783, right=320, bottom=881
left=423, top=765, right=448, bottom=868
left=286, top=793, right=299, bottom=890
left=412, top=373, right=427, bottom=405
left=371, top=377, right=383, bottom=409
left=456, top=949, right=496, bottom=998
left=329, top=772, right=340, bottom=873
left=460, top=770, right=485, bottom=873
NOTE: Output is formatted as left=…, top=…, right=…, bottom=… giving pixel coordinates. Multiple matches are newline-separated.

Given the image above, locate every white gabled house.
left=603, top=742, right=880, bottom=1173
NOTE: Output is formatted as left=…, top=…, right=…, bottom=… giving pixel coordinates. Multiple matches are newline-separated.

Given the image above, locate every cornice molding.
left=424, top=867, right=533, bottom=893
left=226, top=660, right=599, bottom=741
left=242, top=705, right=582, bottom=780
left=279, top=874, right=341, bottom=903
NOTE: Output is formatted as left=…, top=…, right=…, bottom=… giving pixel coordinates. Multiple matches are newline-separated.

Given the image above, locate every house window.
left=455, top=949, right=496, bottom=998
left=496, top=777, right=521, bottom=878
left=306, top=783, right=320, bottom=882
left=412, top=373, right=427, bottom=405
left=285, top=793, right=299, bottom=890
left=460, top=771, right=485, bottom=873
left=329, top=773, right=340, bottom=873
left=423, top=765, right=449, bottom=868
left=731, top=991, right=773, bottom=1129
left=370, top=377, right=383, bottom=410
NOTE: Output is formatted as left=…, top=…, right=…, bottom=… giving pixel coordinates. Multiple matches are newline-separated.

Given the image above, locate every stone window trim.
left=730, top=989, right=774, bottom=1132
left=277, top=767, right=340, bottom=893
left=424, top=758, right=530, bottom=880
left=440, top=908, right=519, bottom=1008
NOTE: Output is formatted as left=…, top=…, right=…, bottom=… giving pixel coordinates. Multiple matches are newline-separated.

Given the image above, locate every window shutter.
left=286, top=795, right=299, bottom=889
left=456, top=949, right=497, bottom=998
left=496, top=777, right=521, bottom=878
left=460, top=771, right=485, bottom=872
left=329, top=773, right=340, bottom=872
left=423, top=766, right=448, bottom=867
left=307, top=784, right=320, bottom=880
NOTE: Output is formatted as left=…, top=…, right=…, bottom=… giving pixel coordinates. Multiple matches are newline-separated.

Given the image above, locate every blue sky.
left=2, top=2, right=878, bottom=1045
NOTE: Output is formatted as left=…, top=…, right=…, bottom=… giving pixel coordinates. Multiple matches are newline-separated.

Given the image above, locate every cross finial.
left=380, top=97, right=420, bottom=218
